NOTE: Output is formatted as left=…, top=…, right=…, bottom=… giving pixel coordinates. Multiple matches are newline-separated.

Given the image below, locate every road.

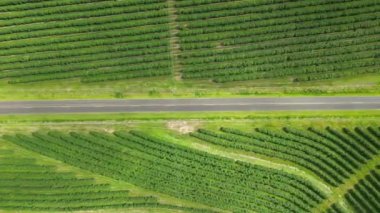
left=0, top=97, right=379, bottom=114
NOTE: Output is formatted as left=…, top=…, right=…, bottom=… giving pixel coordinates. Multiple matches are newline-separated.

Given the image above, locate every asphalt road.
left=0, top=97, right=379, bottom=114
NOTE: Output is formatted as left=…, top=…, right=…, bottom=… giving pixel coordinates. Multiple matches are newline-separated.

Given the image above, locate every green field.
left=0, top=0, right=379, bottom=100
left=1, top=0, right=379, bottom=212
left=0, top=111, right=379, bottom=212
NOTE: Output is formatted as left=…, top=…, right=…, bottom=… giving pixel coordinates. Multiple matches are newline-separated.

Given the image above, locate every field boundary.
left=313, top=153, right=380, bottom=212
left=167, top=0, right=182, bottom=80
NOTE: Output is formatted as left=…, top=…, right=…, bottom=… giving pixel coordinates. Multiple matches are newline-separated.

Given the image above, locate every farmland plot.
left=176, top=0, right=380, bottom=82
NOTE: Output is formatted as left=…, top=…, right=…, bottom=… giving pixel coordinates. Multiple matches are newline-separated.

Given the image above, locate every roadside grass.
left=0, top=73, right=379, bottom=100
left=0, top=110, right=378, bottom=124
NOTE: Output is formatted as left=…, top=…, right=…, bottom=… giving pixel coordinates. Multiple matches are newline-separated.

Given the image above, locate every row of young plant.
left=292, top=65, right=379, bottom=82
left=181, top=20, right=379, bottom=52
left=178, top=1, right=378, bottom=43
left=125, top=131, right=326, bottom=210
left=0, top=153, right=160, bottom=211
left=323, top=127, right=379, bottom=161
left=0, top=43, right=169, bottom=72
left=80, top=130, right=315, bottom=212
left=0, top=1, right=166, bottom=35
left=0, top=51, right=170, bottom=78
left=6, top=62, right=171, bottom=84
left=0, top=202, right=163, bottom=211
left=191, top=126, right=380, bottom=187
left=212, top=57, right=379, bottom=83
left=174, top=0, right=232, bottom=8
left=0, top=29, right=171, bottom=83
left=180, top=15, right=377, bottom=58
left=177, top=0, right=376, bottom=42
left=0, top=190, right=133, bottom=200
left=0, top=24, right=169, bottom=53
left=179, top=28, right=379, bottom=81
left=178, top=0, right=378, bottom=33
left=174, top=0, right=379, bottom=82
left=0, top=15, right=169, bottom=43
left=0, top=35, right=169, bottom=66
left=326, top=203, right=346, bottom=213
left=0, top=0, right=164, bottom=13
left=344, top=170, right=380, bottom=212
left=2, top=52, right=171, bottom=83
left=5, top=131, right=250, bottom=212
left=0, top=0, right=166, bottom=21
left=0, top=10, right=168, bottom=39
left=179, top=21, right=379, bottom=63
left=182, top=42, right=379, bottom=78
left=0, top=0, right=173, bottom=83
left=3, top=130, right=326, bottom=212
left=175, top=0, right=352, bottom=22
left=192, top=128, right=342, bottom=186
left=285, top=127, right=370, bottom=171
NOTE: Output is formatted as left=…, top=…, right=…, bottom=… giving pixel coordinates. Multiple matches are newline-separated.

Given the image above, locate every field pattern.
left=191, top=126, right=380, bottom=187
left=0, top=0, right=379, bottom=84
left=0, top=149, right=161, bottom=211
left=190, top=126, right=380, bottom=212
left=177, top=0, right=380, bottom=82
left=3, top=130, right=328, bottom=212
left=327, top=169, right=380, bottom=213
left=0, top=0, right=172, bottom=83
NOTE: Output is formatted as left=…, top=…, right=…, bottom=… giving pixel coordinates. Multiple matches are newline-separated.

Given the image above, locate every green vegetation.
left=191, top=126, right=380, bottom=187
left=0, top=148, right=205, bottom=212
left=342, top=170, right=380, bottom=212
left=0, top=140, right=219, bottom=213
left=0, top=0, right=172, bottom=84
left=3, top=130, right=327, bottom=212
left=0, top=111, right=379, bottom=212
left=177, top=0, right=380, bottom=83
left=0, top=0, right=379, bottom=100
left=0, top=0, right=379, bottom=211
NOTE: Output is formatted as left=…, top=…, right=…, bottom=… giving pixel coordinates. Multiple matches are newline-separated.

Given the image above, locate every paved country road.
left=0, top=97, right=379, bottom=114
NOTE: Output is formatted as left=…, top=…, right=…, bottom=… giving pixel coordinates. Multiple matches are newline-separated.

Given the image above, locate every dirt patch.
left=166, top=120, right=199, bottom=134
left=103, top=128, right=115, bottom=133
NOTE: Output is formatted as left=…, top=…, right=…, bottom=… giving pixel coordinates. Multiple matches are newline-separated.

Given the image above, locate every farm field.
left=1, top=0, right=379, bottom=212
left=0, top=0, right=379, bottom=100
left=0, top=110, right=379, bottom=212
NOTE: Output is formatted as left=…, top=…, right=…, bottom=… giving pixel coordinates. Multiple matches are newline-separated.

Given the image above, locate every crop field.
left=0, top=150, right=160, bottom=211
left=177, top=0, right=380, bottom=82
left=0, top=0, right=172, bottom=84
left=0, top=111, right=379, bottom=212
left=0, top=0, right=379, bottom=97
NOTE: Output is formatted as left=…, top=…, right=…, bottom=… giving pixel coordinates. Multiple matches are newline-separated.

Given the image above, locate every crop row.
left=3, top=130, right=327, bottom=212
left=0, top=152, right=160, bottom=212
left=182, top=43, right=379, bottom=77
left=0, top=0, right=166, bottom=21
left=191, top=126, right=380, bottom=187
left=177, top=0, right=375, bottom=27
left=344, top=170, right=380, bottom=212
left=175, top=0, right=379, bottom=82
left=326, top=203, right=346, bottom=213
left=0, top=0, right=172, bottom=83
left=175, top=0, right=348, bottom=22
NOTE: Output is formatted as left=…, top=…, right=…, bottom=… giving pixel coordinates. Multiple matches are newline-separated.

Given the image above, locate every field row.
left=327, top=169, right=380, bottom=213
left=176, top=0, right=380, bottom=82
left=3, top=130, right=327, bottom=212
left=0, top=0, right=379, bottom=84
left=191, top=126, right=380, bottom=187
left=0, top=149, right=162, bottom=211
left=0, top=0, right=173, bottom=84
